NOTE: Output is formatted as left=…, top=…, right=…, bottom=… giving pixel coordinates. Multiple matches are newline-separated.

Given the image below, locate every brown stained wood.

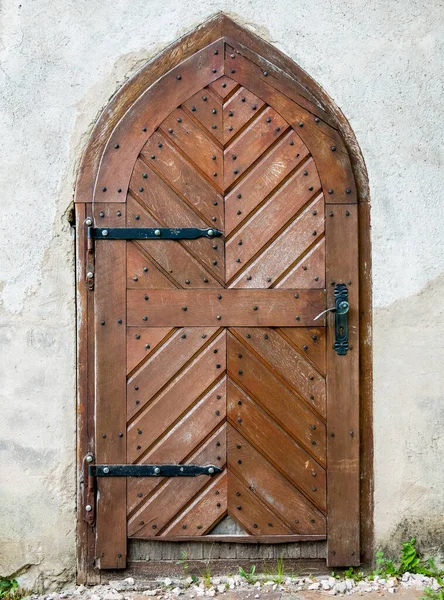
left=127, top=242, right=177, bottom=290
left=278, top=327, right=327, bottom=376
left=160, top=108, right=223, bottom=189
left=224, top=107, right=289, bottom=189
left=127, top=357, right=226, bottom=463
left=225, top=130, right=309, bottom=235
left=94, top=40, right=224, bottom=203
left=208, top=75, right=239, bottom=100
left=127, top=327, right=220, bottom=420
left=227, top=425, right=326, bottom=535
left=229, top=194, right=324, bottom=288
left=275, top=238, right=325, bottom=289
left=183, top=88, right=224, bottom=143
left=129, top=159, right=224, bottom=278
left=93, top=204, right=127, bottom=569
left=224, top=38, right=338, bottom=132
left=127, top=378, right=227, bottom=513
left=163, top=473, right=228, bottom=536
left=325, top=204, right=360, bottom=566
left=230, top=328, right=326, bottom=421
left=126, top=327, right=174, bottom=375
left=227, top=379, right=326, bottom=511
left=141, top=131, right=223, bottom=226
left=224, top=49, right=357, bottom=204
left=127, top=289, right=326, bottom=327
left=126, top=195, right=223, bottom=289
left=228, top=471, right=291, bottom=535
left=223, top=87, right=265, bottom=144
left=226, top=157, right=321, bottom=280
left=227, top=332, right=325, bottom=458
left=128, top=426, right=226, bottom=537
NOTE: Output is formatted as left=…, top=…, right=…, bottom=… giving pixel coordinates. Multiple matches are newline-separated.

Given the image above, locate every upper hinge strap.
left=88, top=227, right=223, bottom=240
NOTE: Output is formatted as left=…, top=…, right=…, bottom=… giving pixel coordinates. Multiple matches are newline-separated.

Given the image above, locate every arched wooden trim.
left=75, top=14, right=373, bottom=582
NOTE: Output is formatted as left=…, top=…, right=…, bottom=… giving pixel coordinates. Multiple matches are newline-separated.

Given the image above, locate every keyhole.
left=339, top=325, right=344, bottom=336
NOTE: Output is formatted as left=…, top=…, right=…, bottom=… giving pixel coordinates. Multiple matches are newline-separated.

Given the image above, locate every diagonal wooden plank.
left=231, top=327, right=326, bottom=419
left=222, top=86, right=265, bottom=144
left=227, top=425, right=326, bottom=534
left=229, top=194, right=324, bottom=288
left=162, top=471, right=228, bottom=536
left=127, top=242, right=177, bottom=290
left=225, top=129, right=309, bottom=235
left=126, top=195, right=223, bottom=289
left=227, top=378, right=326, bottom=512
left=275, top=238, right=325, bottom=289
left=127, top=327, right=220, bottom=420
left=128, top=425, right=226, bottom=537
left=129, top=159, right=224, bottom=278
left=226, top=157, right=321, bottom=280
left=182, top=88, right=223, bottom=143
left=141, top=131, right=224, bottom=227
left=227, top=331, right=326, bottom=454
left=127, top=377, right=226, bottom=511
left=160, top=108, right=223, bottom=188
left=126, top=326, right=174, bottom=375
left=208, top=75, right=239, bottom=99
left=278, top=326, right=327, bottom=376
left=228, top=471, right=291, bottom=535
left=223, top=106, right=289, bottom=189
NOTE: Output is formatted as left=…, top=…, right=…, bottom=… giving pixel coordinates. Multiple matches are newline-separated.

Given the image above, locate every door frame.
left=74, top=13, right=372, bottom=583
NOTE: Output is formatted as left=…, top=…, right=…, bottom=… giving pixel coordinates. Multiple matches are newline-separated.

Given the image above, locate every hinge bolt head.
left=85, top=218, right=93, bottom=226
left=154, top=467, right=161, bottom=475
left=86, top=455, right=93, bottom=463
left=154, top=229, right=161, bottom=236
left=102, top=229, right=108, bottom=237
left=208, top=467, right=215, bottom=474
left=86, top=272, right=94, bottom=280
left=208, top=229, right=214, bottom=236
left=85, top=505, right=92, bottom=512
left=103, top=467, right=110, bottom=474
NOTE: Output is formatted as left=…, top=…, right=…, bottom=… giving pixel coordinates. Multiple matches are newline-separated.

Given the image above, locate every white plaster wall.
left=1, top=0, right=443, bottom=588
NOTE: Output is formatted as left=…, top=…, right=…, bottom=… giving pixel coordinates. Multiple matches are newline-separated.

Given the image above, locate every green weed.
left=239, top=565, right=256, bottom=584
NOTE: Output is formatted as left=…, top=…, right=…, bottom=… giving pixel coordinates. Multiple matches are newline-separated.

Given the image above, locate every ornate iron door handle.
left=314, top=283, right=350, bottom=355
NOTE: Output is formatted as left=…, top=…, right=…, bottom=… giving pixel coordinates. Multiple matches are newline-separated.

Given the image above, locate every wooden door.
left=76, top=28, right=360, bottom=573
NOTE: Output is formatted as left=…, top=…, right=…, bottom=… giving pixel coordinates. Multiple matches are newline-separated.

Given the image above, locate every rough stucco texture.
left=0, top=0, right=443, bottom=588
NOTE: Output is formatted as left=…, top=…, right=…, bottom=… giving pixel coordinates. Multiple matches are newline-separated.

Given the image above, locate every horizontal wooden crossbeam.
left=127, top=289, right=326, bottom=327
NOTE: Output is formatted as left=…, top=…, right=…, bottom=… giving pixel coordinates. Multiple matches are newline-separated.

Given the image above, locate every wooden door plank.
left=141, top=131, right=224, bottom=226
left=228, top=194, right=324, bottom=288
left=128, top=425, right=226, bottom=537
left=228, top=471, right=292, bottom=535
left=160, top=108, right=223, bottom=188
left=127, top=334, right=226, bottom=461
left=227, top=425, right=326, bottom=535
left=126, top=195, right=223, bottom=288
left=224, top=48, right=357, bottom=204
left=127, top=377, right=226, bottom=513
left=226, top=157, right=321, bottom=280
left=127, top=327, right=220, bottom=419
left=223, top=106, right=289, bottom=189
left=227, top=379, right=326, bottom=511
left=325, top=204, right=360, bottom=566
left=162, top=473, right=228, bottom=536
left=126, top=326, right=174, bottom=374
left=230, top=328, right=326, bottom=420
left=129, top=160, right=224, bottom=278
left=275, top=238, right=325, bottom=289
left=182, top=88, right=224, bottom=143
left=225, top=130, right=309, bottom=235
left=93, top=204, right=127, bottom=569
left=208, top=75, right=239, bottom=99
left=127, top=242, right=177, bottom=290
left=222, top=87, right=265, bottom=144
left=278, top=327, right=327, bottom=376
left=94, top=39, right=224, bottom=203
left=127, top=288, right=326, bottom=327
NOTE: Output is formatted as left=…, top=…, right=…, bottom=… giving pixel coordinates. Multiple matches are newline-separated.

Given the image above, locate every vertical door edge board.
left=325, top=204, right=360, bottom=566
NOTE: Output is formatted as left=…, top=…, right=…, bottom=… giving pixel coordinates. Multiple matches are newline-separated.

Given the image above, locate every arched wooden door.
left=76, top=19, right=360, bottom=574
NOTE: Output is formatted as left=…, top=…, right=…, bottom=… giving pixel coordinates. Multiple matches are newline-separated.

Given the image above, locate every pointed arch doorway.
left=75, top=14, right=372, bottom=581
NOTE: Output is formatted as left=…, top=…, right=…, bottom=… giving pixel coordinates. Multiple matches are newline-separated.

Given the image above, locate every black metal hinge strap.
left=89, top=464, right=222, bottom=477
left=88, top=227, right=223, bottom=240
